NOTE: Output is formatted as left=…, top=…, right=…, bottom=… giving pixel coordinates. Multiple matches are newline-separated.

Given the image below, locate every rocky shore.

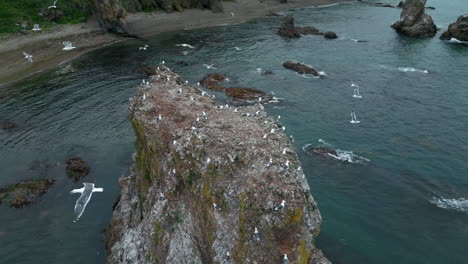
left=105, top=67, right=330, bottom=263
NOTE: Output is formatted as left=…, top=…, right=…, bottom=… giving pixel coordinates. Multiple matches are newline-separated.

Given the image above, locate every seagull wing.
left=70, top=187, right=85, bottom=194
left=92, top=188, right=104, bottom=192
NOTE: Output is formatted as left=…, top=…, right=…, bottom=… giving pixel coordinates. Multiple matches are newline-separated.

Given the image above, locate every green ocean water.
left=1, top=1, right=467, bottom=263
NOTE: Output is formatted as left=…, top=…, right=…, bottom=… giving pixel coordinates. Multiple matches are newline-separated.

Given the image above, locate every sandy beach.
left=0, top=0, right=351, bottom=87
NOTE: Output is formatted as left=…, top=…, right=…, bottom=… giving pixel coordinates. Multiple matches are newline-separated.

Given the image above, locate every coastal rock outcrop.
left=283, top=61, right=320, bottom=76
left=440, top=14, right=468, bottom=41
left=391, top=0, right=437, bottom=38
left=0, top=179, right=55, bottom=208
left=124, top=0, right=223, bottom=13
left=1, top=120, right=16, bottom=130
left=278, top=14, right=338, bottom=39
left=105, top=67, right=330, bottom=264
left=92, top=0, right=134, bottom=36
left=66, top=157, right=90, bottom=181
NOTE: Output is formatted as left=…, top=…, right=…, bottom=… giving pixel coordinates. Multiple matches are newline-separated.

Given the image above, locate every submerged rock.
left=296, top=26, right=322, bottom=35
left=391, top=0, right=437, bottom=38
left=303, top=146, right=337, bottom=158
left=277, top=14, right=300, bottom=38
left=1, top=120, right=16, bottom=130
left=105, top=67, right=330, bottom=264
left=137, top=65, right=157, bottom=76
left=66, top=157, right=90, bottom=181
left=323, top=31, right=338, bottom=39
left=0, top=179, right=55, bottom=208
left=200, top=73, right=226, bottom=91
left=440, top=14, right=468, bottom=41
left=283, top=61, right=320, bottom=76
left=225, top=87, right=268, bottom=101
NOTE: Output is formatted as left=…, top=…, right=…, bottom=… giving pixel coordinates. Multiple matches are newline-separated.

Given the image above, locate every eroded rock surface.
left=66, top=157, right=90, bottom=181
left=440, top=14, right=468, bottom=41
left=391, top=0, right=437, bottom=37
left=105, top=67, right=330, bottom=264
left=92, top=0, right=134, bottom=36
left=278, top=14, right=337, bottom=39
left=0, top=179, right=55, bottom=208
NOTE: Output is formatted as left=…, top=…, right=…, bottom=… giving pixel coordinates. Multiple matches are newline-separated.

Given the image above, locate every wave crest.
left=430, top=197, right=468, bottom=213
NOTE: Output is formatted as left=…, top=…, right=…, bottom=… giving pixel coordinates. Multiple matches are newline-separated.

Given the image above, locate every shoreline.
left=0, top=0, right=352, bottom=88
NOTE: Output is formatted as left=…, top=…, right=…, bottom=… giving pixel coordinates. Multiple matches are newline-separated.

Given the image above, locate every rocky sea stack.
left=105, top=67, right=330, bottom=263
left=277, top=14, right=336, bottom=39
left=391, top=0, right=437, bottom=37
left=440, top=14, right=468, bottom=41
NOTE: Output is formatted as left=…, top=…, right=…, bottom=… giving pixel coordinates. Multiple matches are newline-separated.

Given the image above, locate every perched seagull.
left=142, top=94, right=146, bottom=100
left=282, top=160, right=290, bottom=171
left=267, top=157, right=273, bottom=167
left=190, top=96, right=195, bottom=101
left=141, top=79, right=146, bottom=86
left=283, top=254, right=289, bottom=264
left=184, top=80, right=189, bottom=85
left=277, top=115, right=281, bottom=121
left=70, top=183, right=103, bottom=221
left=177, top=88, right=182, bottom=94
left=161, top=60, right=165, bottom=65
left=32, top=24, right=42, bottom=31
left=139, top=44, right=149, bottom=51
left=206, top=157, right=211, bottom=164
left=281, top=126, right=286, bottom=131
left=62, top=41, right=76, bottom=51
left=48, top=0, right=57, bottom=9
left=202, top=111, right=208, bottom=120
left=157, top=114, right=162, bottom=121
left=234, top=108, right=238, bottom=113
left=270, top=129, right=275, bottom=134
left=254, top=227, right=261, bottom=241
left=201, top=91, right=206, bottom=96
left=234, top=47, right=241, bottom=51
left=274, top=200, right=286, bottom=211
left=23, top=52, right=33, bottom=63
left=197, top=82, right=201, bottom=86
left=171, top=169, right=176, bottom=174
left=173, top=140, right=177, bottom=145
left=230, top=12, right=235, bottom=17
left=176, top=43, right=195, bottom=49
left=263, top=133, right=269, bottom=139
left=254, top=111, right=260, bottom=116
left=213, top=202, right=221, bottom=210
left=203, top=64, right=217, bottom=70
left=212, top=94, right=216, bottom=99
left=282, top=148, right=287, bottom=155
left=258, top=97, right=262, bottom=102
left=159, top=192, right=165, bottom=201
left=289, top=135, right=294, bottom=142
left=225, top=251, right=231, bottom=261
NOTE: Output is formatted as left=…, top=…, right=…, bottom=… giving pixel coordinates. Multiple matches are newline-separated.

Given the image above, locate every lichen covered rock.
left=391, top=0, right=437, bottom=38
left=440, top=14, right=468, bottom=41
left=105, top=67, right=330, bottom=264
left=0, top=179, right=55, bottom=208
left=66, top=157, right=90, bottom=181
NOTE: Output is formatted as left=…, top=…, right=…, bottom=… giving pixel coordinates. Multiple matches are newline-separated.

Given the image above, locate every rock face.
left=105, top=67, right=330, bottom=264
left=440, top=14, right=468, bottom=41
left=124, top=0, right=223, bottom=13
left=323, top=31, right=338, bottom=39
left=0, top=179, right=55, bottom=208
left=92, top=0, right=134, bottom=36
left=391, top=0, right=437, bottom=37
left=277, top=14, right=300, bottom=39
left=66, top=157, right=90, bottom=181
left=283, top=61, right=320, bottom=76
left=38, top=7, right=65, bottom=22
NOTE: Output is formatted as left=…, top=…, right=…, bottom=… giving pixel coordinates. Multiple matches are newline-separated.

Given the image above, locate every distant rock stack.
left=391, top=0, right=437, bottom=37
left=105, top=67, right=330, bottom=264
left=440, top=14, right=468, bottom=41
left=92, top=0, right=135, bottom=37
left=277, top=14, right=301, bottom=38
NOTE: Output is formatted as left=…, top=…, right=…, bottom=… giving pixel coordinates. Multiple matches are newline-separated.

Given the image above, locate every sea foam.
left=430, top=197, right=468, bottom=213
left=398, top=67, right=429, bottom=74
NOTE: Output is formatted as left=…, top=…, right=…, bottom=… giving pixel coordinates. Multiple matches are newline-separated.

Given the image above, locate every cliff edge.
left=105, top=67, right=330, bottom=264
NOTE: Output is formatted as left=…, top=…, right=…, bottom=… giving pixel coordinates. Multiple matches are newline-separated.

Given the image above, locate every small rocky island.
left=391, top=0, right=437, bottom=37
left=105, top=67, right=330, bottom=263
left=440, top=14, right=468, bottom=41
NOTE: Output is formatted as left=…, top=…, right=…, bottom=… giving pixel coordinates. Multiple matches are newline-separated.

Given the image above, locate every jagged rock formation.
left=391, top=0, right=437, bottom=38
left=66, top=157, right=90, bottom=182
left=283, top=61, right=320, bottom=77
left=123, top=0, right=223, bottom=13
left=92, top=0, right=134, bottom=36
left=277, top=14, right=337, bottom=39
left=440, top=14, right=468, bottom=41
left=105, top=67, right=330, bottom=264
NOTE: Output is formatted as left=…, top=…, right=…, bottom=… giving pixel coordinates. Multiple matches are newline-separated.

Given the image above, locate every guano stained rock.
left=105, top=67, right=330, bottom=264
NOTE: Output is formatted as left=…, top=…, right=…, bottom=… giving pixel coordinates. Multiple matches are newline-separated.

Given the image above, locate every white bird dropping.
left=70, top=183, right=103, bottom=221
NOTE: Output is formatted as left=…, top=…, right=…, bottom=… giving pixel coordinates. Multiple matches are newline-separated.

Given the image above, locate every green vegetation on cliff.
left=0, top=0, right=93, bottom=33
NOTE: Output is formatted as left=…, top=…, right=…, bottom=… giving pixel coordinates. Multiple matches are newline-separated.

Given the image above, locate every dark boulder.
left=200, top=73, right=226, bottom=91
left=440, top=14, right=468, bottom=41
left=296, top=26, right=322, bottom=35
left=66, top=157, right=90, bottom=181
left=225, top=87, right=268, bottom=101
left=262, top=70, right=274, bottom=75
left=1, top=120, right=16, bottom=130
left=283, top=61, right=320, bottom=76
left=0, top=179, right=55, bottom=208
left=277, top=14, right=300, bottom=39
left=137, top=65, right=157, bottom=76
left=391, top=0, right=437, bottom=38
left=323, top=31, right=338, bottom=39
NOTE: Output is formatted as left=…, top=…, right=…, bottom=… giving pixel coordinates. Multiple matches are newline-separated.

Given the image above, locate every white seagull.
left=274, top=200, right=286, bottom=211
left=48, top=0, right=57, bottom=9
left=32, top=24, right=42, bottom=31
left=176, top=43, right=195, bottom=49
left=23, top=52, right=33, bottom=63
left=62, top=41, right=76, bottom=51
left=139, top=44, right=149, bottom=51
left=213, top=202, right=221, bottom=210
left=283, top=254, right=289, bottom=264
left=203, top=64, right=217, bottom=70
left=350, top=111, right=360, bottom=124
left=70, top=183, right=103, bottom=221
left=157, top=114, right=162, bottom=121
left=254, top=227, right=261, bottom=241
left=234, top=47, right=241, bottom=51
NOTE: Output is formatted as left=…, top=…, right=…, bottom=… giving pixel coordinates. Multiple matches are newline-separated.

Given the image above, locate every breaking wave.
left=398, top=67, right=429, bottom=74
left=303, top=139, right=370, bottom=164
left=430, top=197, right=468, bottom=213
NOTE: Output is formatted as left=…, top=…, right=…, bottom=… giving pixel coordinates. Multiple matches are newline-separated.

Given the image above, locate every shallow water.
left=1, top=1, right=468, bottom=263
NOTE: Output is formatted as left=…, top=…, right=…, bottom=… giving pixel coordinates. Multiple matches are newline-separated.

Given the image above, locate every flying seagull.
left=234, top=47, right=241, bottom=51
left=176, top=43, right=195, bottom=49
left=70, top=183, right=103, bottom=221
left=139, top=44, right=149, bottom=51
left=48, top=0, right=57, bottom=9
left=23, top=52, right=33, bottom=63
left=62, top=41, right=76, bottom=51
left=203, top=64, right=217, bottom=70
